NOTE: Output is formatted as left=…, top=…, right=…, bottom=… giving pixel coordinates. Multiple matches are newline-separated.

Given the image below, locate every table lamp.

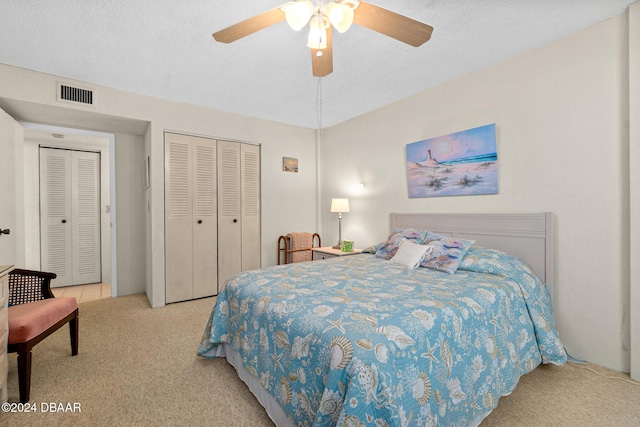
left=330, top=198, right=349, bottom=249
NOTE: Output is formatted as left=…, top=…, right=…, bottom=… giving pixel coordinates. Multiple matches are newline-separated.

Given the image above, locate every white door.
left=40, top=148, right=101, bottom=287
left=165, top=133, right=194, bottom=303
left=192, top=139, right=217, bottom=299
left=165, top=133, right=218, bottom=303
left=217, top=141, right=261, bottom=292
left=71, top=150, right=102, bottom=285
left=0, top=108, right=23, bottom=265
left=241, top=143, right=260, bottom=272
left=40, top=148, right=72, bottom=285
left=217, top=140, right=242, bottom=291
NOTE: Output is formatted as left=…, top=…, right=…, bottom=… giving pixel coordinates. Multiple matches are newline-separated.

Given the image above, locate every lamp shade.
left=330, top=198, right=350, bottom=213
left=284, top=1, right=313, bottom=31
left=307, top=15, right=328, bottom=49
left=326, top=2, right=355, bottom=33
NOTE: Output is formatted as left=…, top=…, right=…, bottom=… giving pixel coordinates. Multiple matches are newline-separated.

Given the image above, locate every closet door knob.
left=62, top=219, right=67, bottom=224
left=233, top=219, right=238, bottom=223
left=197, top=220, right=203, bottom=224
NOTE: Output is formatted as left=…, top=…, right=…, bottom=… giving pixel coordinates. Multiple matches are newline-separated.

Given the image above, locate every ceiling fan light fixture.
left=326, top=2, right=355, bottom=33
left=212, top=0, right=432, bottom=78
left=307, top=15, right=328, bottom=50
left=283, top=1, right=313, bottom=31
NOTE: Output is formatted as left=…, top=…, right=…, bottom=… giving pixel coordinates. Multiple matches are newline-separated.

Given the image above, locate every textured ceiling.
left=0, top=0, right=636, bottom=129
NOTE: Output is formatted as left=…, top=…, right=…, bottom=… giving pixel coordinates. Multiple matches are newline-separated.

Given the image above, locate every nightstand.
left=312, top=246, right=362, bottom=260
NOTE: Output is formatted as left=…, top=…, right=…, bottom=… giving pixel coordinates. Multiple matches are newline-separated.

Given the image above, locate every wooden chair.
left=277, top=233, right=321, bottom=265
left=7, top=268, right=79, bottom=403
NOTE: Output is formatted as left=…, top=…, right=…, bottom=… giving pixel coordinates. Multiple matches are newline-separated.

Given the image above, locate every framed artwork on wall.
left=406, top=123, right=498, bottom=198
left=282, top=157, right=298, bottom=173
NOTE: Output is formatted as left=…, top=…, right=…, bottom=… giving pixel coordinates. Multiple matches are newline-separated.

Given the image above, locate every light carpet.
left=3, top=294, right=639, bottom=426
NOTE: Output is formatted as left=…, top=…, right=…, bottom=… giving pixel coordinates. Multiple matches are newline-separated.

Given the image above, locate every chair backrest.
left=277, top=233, right=321, bottom=265
left=8, top=268, right=57, bottom=305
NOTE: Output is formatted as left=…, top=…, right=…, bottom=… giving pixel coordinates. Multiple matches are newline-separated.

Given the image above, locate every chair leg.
left=69, top=312, right=79, bottom=356
left=17, top=351, right=32, bottom=403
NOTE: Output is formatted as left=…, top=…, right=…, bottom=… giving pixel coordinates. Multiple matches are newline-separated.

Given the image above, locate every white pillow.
left=389, top=239, right=429, bottom=269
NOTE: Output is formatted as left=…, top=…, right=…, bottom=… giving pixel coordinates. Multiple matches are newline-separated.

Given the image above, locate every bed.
left=198, top=212, right=567, bottom=426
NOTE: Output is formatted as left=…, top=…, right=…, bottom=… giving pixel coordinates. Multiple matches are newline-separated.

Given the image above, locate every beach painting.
left=282, top=157, right=299, bottom=173
left=406, top=124, right=498, bottom=198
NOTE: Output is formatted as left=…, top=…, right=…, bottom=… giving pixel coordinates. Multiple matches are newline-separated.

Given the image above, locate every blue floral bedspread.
left=198, top=251, right=566, bottom=426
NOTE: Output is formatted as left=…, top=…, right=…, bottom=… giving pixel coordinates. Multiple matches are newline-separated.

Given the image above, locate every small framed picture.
left=283, top=157, right=298, bottom=173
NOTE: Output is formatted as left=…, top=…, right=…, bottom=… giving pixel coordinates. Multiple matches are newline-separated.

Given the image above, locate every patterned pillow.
left=375, top=228, right=426, bottom=260
left=458, top=246, right=535, bottom=276
left=419, top=232, right=475, bottom=274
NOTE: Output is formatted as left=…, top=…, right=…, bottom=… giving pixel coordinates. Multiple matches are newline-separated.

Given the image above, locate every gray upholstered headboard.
left=391, top=212, right=554, bottom=291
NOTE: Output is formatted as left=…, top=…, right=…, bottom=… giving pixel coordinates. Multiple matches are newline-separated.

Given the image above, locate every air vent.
left=56, top=82, right=95, bottom=107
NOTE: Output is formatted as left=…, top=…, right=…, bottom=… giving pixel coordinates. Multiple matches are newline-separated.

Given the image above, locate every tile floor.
left=51, top=283, right=112, bottom=303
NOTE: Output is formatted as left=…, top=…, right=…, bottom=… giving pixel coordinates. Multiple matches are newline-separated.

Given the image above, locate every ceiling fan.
left=212, top=0, right=433, bottom=77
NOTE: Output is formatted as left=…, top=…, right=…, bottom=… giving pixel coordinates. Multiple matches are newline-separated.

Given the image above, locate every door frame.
left=22, top=122, right=117, bottom=297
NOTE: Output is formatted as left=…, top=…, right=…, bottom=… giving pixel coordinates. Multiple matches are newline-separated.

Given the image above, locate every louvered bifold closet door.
left=165, top=133, right=194, bottom=303
left=165, top=133, right=218, bottom=303
left=71, top=150, right=101, bottom=285
left=40, top=148, right=73, bottom=287
left=40, top=148, right=101, bottom=287
left=192, top=137, right=217, bottom=299
left=217, top=140, right=242, bottom=292
left=241, top=144, right=260, bottom=272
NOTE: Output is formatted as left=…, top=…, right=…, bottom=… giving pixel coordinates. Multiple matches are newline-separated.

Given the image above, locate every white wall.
left=113, top=132, right=146, bottom=296
left=0, top=64, right=318, bottom=307
left=321, top=13, right=632, bottom=373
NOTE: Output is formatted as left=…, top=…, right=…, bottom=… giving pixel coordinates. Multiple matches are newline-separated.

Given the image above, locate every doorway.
left=22, top=125, right=115, bottom=293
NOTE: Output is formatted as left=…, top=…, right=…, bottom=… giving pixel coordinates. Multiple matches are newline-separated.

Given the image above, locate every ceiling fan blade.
left=213, top=6, right=286, bottom=43
left=353, top=1, right=433, bottom=47
left=311, top=26, right=333, bottom=77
